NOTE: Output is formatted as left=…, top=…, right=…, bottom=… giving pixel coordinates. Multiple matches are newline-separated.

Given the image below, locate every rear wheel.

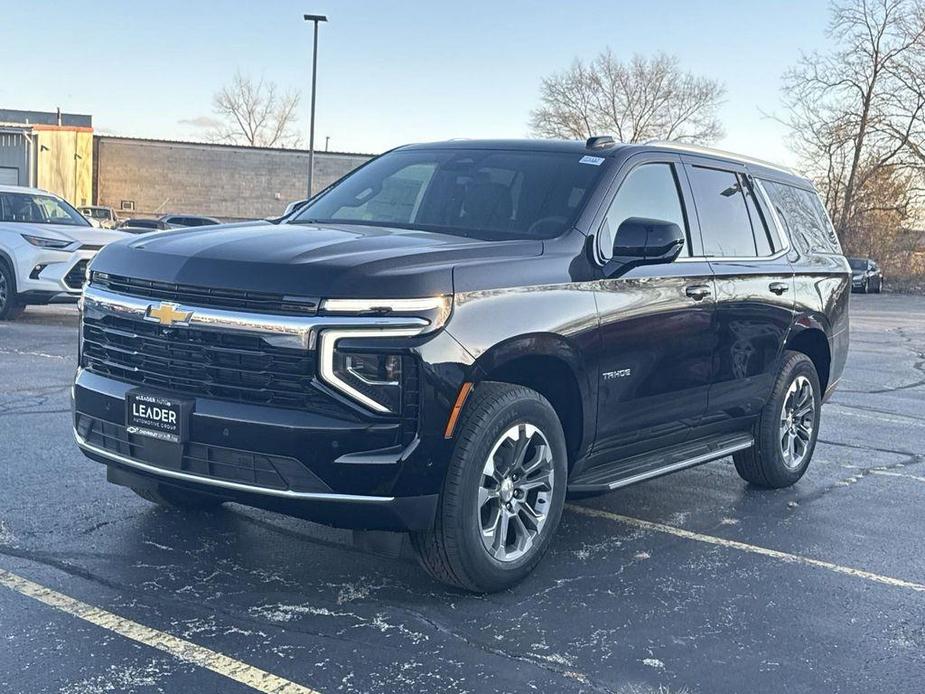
left=131, top=484, right=225, bottom=511
left=412, top=382, right=568, bottom=592
left=733, top=351, right=821, bottom=488
left=0, top=262, right=25, bottom=321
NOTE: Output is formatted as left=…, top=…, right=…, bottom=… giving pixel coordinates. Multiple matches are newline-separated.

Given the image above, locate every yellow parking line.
left=0, top=569, right=320, bottom=694
left=568, top=504, right=925, bottom=593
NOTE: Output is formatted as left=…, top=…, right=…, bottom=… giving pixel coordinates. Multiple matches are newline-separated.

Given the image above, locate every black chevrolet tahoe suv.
left=74, top=138, right=850, bottom=592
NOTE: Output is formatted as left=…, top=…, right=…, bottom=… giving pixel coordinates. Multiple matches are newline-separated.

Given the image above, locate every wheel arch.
left=785, top=324, right=831, bottom=394
left=473, top=334, right=594, bottom=468
left=0, top=248, right=15, bottom=278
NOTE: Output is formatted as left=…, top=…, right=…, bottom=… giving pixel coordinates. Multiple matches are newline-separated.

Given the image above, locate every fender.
left=465, top=331, right=598, bottom=461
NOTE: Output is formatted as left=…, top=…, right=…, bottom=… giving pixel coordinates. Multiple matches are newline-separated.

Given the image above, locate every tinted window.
left=760, top=180, right=842, bottom=255
left=742, top=179, right=776, bottom=256
left=848, top=258, right=866, bottom=271
left=688, top=166, right=756, bottom=257
left=294, top=149, right=606, bottom=240
left=0, top=192, right=88, bottom=226
left=599, top=163, right=687, bottom=258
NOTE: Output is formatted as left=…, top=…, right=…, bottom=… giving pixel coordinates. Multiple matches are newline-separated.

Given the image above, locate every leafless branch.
left=530, top=51, right=725, bottom=144
left=211, top=70, right=302, bottom=148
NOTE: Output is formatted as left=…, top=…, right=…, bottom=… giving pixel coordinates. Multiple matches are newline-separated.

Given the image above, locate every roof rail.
left=642, top=140, right=797, bottom=175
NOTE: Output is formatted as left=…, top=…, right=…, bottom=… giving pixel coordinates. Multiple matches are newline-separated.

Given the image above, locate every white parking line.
left=568, top=505, right=925, bottom=593
left=0, top=569, right=320, bottom=694
left=842, top=465, right=925, bottom=484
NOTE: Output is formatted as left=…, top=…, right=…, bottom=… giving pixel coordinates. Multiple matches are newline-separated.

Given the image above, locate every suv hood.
left=91, top=221, right=543, bottom=298
left=1, top=222, right=132, bottom=247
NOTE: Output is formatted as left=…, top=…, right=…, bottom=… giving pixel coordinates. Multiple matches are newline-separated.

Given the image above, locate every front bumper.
left=73, top=368, right=445, bottom=530
left=77, top=429, right=438, bottom=530
left=16, top=246, right=96, bottom=297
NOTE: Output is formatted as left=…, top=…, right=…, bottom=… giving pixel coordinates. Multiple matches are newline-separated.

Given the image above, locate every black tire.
left=733, top=351, right=821, bottom=488
left=0, top=261, right=25, bottom=321
left=873, top=278, right=883, bottom=294
left=412, top=382, right=568, bottom=592
left=131, top=484, right=225, bottom=511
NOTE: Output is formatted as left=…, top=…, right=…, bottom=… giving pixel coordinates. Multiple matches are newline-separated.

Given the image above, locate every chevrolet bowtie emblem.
left=145, top=302, right=193, bottom=326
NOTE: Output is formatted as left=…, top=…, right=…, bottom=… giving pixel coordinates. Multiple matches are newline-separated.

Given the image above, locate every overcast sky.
left=1, top=0, right=833, bottom=165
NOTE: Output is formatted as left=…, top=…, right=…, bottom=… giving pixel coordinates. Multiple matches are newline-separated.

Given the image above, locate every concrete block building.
left=93, top=136, right=372, bottom=220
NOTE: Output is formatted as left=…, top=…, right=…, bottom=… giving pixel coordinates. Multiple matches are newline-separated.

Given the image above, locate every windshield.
left=848, top=258, right=867, bottom=271
left=81, top=207, right=110, bottom=220
left=291, top=148, right=606, bottom=240
left=0, top=192, right=89, bottom=226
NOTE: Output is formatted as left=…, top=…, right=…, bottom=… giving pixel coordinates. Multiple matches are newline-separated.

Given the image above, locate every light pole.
left=303, top=13, right=327, bottom=198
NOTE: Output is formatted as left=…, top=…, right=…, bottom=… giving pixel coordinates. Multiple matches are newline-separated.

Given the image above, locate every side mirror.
left=604, top=217, right=685, bottom=277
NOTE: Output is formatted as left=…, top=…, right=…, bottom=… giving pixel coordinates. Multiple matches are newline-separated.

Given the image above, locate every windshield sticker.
left=579, top=155, right=605, bottom=166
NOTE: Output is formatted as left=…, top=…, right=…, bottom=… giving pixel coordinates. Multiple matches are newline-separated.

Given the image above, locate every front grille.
left=65, top=260, right=89, bottom=290
left=76, top=414, right=331, bottom=493
left=81, top=312, right=348, bottom=415
left=90, top=274, right=319, bottom=316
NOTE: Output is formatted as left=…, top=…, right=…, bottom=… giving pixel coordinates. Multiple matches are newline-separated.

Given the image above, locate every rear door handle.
left=769, top=282, right=790, bottom=295
left=685, top=284, right=712, bottom=301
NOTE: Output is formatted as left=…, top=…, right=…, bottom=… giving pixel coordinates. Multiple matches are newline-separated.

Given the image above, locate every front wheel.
left=0, top=262, right=25, bottom=321
left=734, top=351, right=821, bottom=488
left=412, top=382, right=568, bottom=592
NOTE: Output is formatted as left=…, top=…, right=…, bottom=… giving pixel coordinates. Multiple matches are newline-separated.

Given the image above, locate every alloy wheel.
left=779, top=375, right=815, bottom=469
left=478, top=423, right=555, bottom=563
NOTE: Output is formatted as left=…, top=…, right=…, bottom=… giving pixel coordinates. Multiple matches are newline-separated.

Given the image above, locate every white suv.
left=0, top=185, right=129, bottom=321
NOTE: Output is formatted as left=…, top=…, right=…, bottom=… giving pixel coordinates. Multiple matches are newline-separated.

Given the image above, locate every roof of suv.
left=0, top=184, right=53, bottom=196
left=398, top=138, right=808, bottom=185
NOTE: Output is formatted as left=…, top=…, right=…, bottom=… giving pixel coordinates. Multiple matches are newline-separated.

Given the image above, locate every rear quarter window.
left=760, top=180, right=842, bottom=255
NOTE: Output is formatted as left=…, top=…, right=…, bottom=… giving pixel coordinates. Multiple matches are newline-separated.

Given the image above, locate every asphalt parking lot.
left=0, top=294, right=923, bottom=693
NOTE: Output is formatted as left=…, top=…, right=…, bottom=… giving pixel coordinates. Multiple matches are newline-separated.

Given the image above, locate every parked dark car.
left=74, top=138, right=850, bottom=591
left=159, top=214, right=222, bottom=229
left=118, top=218, right=166, bottom=233
left=848, top=257, right=883, bottom=293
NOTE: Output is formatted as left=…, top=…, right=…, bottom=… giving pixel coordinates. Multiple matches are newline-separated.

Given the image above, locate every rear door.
left=681, top=156, right=795, bottom=432
left=592, top=153, right=716, bottom=457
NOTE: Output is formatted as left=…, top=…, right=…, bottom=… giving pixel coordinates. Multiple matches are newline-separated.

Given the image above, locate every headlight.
left=317, top=297, right=450, bottom=413
left=321, top=296, right=452, bottom=329
left=319, top=327, right=424, bottom=414
left=331, top=350, right=403, bottom=413
left=21, top=234, right=72, bottom=249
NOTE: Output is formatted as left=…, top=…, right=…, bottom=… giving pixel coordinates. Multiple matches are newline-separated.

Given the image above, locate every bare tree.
left=211, top=71, right=302, bottom=148
left=782, top=0, right=925, bottom=245
left=531, top=51, right=725, bottom=144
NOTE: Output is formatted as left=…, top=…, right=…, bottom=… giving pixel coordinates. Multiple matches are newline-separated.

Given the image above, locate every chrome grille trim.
left=83, top=285, right=429, bottom=350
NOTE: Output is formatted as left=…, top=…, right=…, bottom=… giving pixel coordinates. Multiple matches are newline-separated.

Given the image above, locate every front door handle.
left=685, top=284, right=712, bottom=301
left=769, top=281, right=790, bottom=295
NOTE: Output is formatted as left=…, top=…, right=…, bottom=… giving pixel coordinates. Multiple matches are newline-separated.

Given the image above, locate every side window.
left=687, top=166, right=757, bottom=257
left=599, top=163, right=687, bottom=259
left=742, top=178, right=776, bottom=256
left=760, top=179, right=842, bottom=255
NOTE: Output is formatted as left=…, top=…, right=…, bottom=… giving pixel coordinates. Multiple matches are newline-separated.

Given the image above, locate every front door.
left=592, top=156, right=715, bottom=458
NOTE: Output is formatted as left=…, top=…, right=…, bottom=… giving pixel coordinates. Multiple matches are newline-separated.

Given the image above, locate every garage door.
left=0, top=167, right=19, bottom=186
